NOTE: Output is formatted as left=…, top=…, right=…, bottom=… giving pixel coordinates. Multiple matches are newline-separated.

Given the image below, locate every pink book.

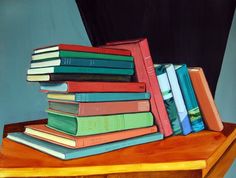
left=24, top=124, right=158, bottom=149
left=102, top=38, right=172, bottom=136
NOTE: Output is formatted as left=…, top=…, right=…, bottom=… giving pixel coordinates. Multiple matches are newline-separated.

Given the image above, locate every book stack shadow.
left=7, top=43, right=163, bottom=160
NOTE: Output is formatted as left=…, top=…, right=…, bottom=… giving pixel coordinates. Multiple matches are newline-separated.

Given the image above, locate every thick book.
left=155, top=64, right=182, bottom=135
left=30, top=58, right=134, bottom=69
left=27, top=74, right=132, bottom=82
left=103, top=38, right=172, bottom=137
left=165, top=64, right=192, bottom=135
left=33, top=44, right=131, bottom=56
left=32, top=50, right=133, bottom=61
left=188, top=67, right=223, bottom=131
left=7, top=132, right=163, bottom=160
left=175, top=64, right=205, bottom=132
left=48, top=100, right=150, bottom=116
left=47, top=110, right=154, bottom=136
left=47, top=92, right=150, bottom=102
left=27, top=66, right=134, bottom=75
left=40, top=81, right=145, bottom=93
left=24, top=124, right=158, bottom=149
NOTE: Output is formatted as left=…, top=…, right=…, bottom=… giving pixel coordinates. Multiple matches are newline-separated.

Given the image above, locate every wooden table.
left=0, top=122, right=235, bottom=178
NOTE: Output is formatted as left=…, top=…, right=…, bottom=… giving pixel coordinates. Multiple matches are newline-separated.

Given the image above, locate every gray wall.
left=0, top=0, right=91, bottom=143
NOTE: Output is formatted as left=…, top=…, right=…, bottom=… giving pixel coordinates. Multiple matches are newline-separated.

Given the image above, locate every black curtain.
left=76, top=0, right=236, bottom=96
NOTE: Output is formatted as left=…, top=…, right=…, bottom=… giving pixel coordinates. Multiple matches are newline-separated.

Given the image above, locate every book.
left=27, top=74, right=132, bottom=82
left=165, top=64, right=192, bottom=135
left=27, top=66, right=134, bottom=75
left=24, top=124, right=158, bottom=148
left=7, top=132, right=163, bottom=160
left=47, top=92, right=150, bottom=102
left=40, top=81, right=145, bottom=93
left=155, top=64, right=182, bottom=135
left=32, top=50, right=133, bottom=61
left=47, top=100, right=150, bottom=116
left=47, top=110, right=154, bottom=136
left=175, top=64, right=205, bottom=132
left=188, top=67, right=223, bottom=131
left=30, top=58, right=134, bottom=69
left=33, top=44, right=131, bottom=56
left=103, top=38, right=172, bottom=137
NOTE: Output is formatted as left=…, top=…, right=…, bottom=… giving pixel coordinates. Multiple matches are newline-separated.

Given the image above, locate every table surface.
left=0, top=122, right=236, bottom=177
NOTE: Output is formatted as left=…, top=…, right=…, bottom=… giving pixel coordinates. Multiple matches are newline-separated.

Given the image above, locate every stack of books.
left=7, top=43, right=163, bottom=160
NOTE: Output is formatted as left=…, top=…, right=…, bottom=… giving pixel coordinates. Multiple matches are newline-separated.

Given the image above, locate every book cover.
left=47, top=110, right=154, bottom=136
left=188, top=67, right=223, bottom=131
left=40, top=81, right=145, bottom=93
left=175, top=64, right=205, bottom=132
left=48, top=100, right=150, bottom=116
left=27, top=74, right=132, bottom=82
left=27, top=66, right=134, bottom=75
left=155, top=64, right=182, bottom=135
left=7, top=132, right=163, bottom=160
left=24, top=124, right=158, bottom=149
left=47, top=92, right=150, bottom=102
left=30, top=58, right=134, bottom=69
left=165, top=64, right=192, bottom=135
left=34, top=44, right=131, bottom=56
left=32, top=50, right=133, bottom=61
left=103, top=38, right=172, bottom=137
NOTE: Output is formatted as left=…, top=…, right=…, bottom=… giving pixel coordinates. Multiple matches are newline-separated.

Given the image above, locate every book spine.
left=175, top=65, right=205, bottom=132
left=165, top=64, right=192, bottom=135
left=155, top=65, right=182, bottom=135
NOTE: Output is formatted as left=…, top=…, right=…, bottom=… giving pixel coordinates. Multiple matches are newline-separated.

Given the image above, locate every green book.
left=32, top=50, right=133, bottom=62
left=47, top=110, right=154, bottom=136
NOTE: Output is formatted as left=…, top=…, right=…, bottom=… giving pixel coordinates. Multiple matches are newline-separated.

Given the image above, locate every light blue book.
left=47, top=92, right=151, bottom=102
left=175, top=64, right=205, bottom=132
left=30, top=58, right=134, bottom=69
left=165, top=64, right=192, bottom=135
left=7, top=132, right=163, bottom=160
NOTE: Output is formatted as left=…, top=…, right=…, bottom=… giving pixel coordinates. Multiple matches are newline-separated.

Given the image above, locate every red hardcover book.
left=24, top=124, right=158, bottom=149
left=34, top=44, right=131, bottom=56
left=103, top=38, right=172, bottom=136
left=48, top=100, right=150, bottom=116
left=40, top=81, right=146, bottom=93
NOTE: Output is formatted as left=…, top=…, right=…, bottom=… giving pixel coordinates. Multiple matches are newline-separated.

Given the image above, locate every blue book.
left=30, top=58, right=134, bottom=69
left=175, top=64, right=205, bottom=132
left=47, top=92, right=151, bottom=102
left=7, top=132, right=163, bottom=160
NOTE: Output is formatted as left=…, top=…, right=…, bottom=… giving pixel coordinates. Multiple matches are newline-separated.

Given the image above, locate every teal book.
left=175, top=64, right=205, bottom=132
left=30, top=58, right=134, bottom=69
left=47, top=92, right=150, bottom=102
left=47, top=110, right=154, bottom=136
left=7, top=132, right=163, bottom=160
left=32, top=50, right=133, bottom=62
left=27, top=66, right=134, bottom=75
left=155, top=64, right=182, bottom=135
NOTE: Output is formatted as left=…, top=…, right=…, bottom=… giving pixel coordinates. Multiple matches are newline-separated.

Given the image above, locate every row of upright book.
left=7, top=38, right=223, bottom=160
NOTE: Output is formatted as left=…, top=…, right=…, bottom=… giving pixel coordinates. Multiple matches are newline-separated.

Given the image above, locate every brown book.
left=188, top=67, right=223, bottom=131
left=24, top=124, right=158, bottom=149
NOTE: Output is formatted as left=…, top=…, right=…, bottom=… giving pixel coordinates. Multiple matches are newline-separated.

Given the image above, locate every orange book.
left=188, top=67, right=223, bottom=131
left=48, top=100, right=150, bottom=116
left=24, top=124, right=158, bottom=149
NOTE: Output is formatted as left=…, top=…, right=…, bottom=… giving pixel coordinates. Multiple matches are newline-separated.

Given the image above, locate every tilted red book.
left=102, top=38, right=172, bottom=136
left=34, top=44, right=131, bottom=56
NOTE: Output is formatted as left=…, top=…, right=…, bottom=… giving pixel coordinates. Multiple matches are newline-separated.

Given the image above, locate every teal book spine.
left=75, top=92, right=150, bottom=102
left=7, top=132, right=163, bottom=160
left=155, top=65, right=182, bottom=135
left=175, top=64, right=205, bottom=132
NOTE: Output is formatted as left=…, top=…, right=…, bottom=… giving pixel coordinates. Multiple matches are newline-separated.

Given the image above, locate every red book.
left=34, top=44, right=131, bottom=56
left=48, top=100, right=150, bottom=116
left=24, top=124, right=158, bottom=149
left=40, top=81, right=146, bottom=93
left=103, top=38, right=172, bottom=137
